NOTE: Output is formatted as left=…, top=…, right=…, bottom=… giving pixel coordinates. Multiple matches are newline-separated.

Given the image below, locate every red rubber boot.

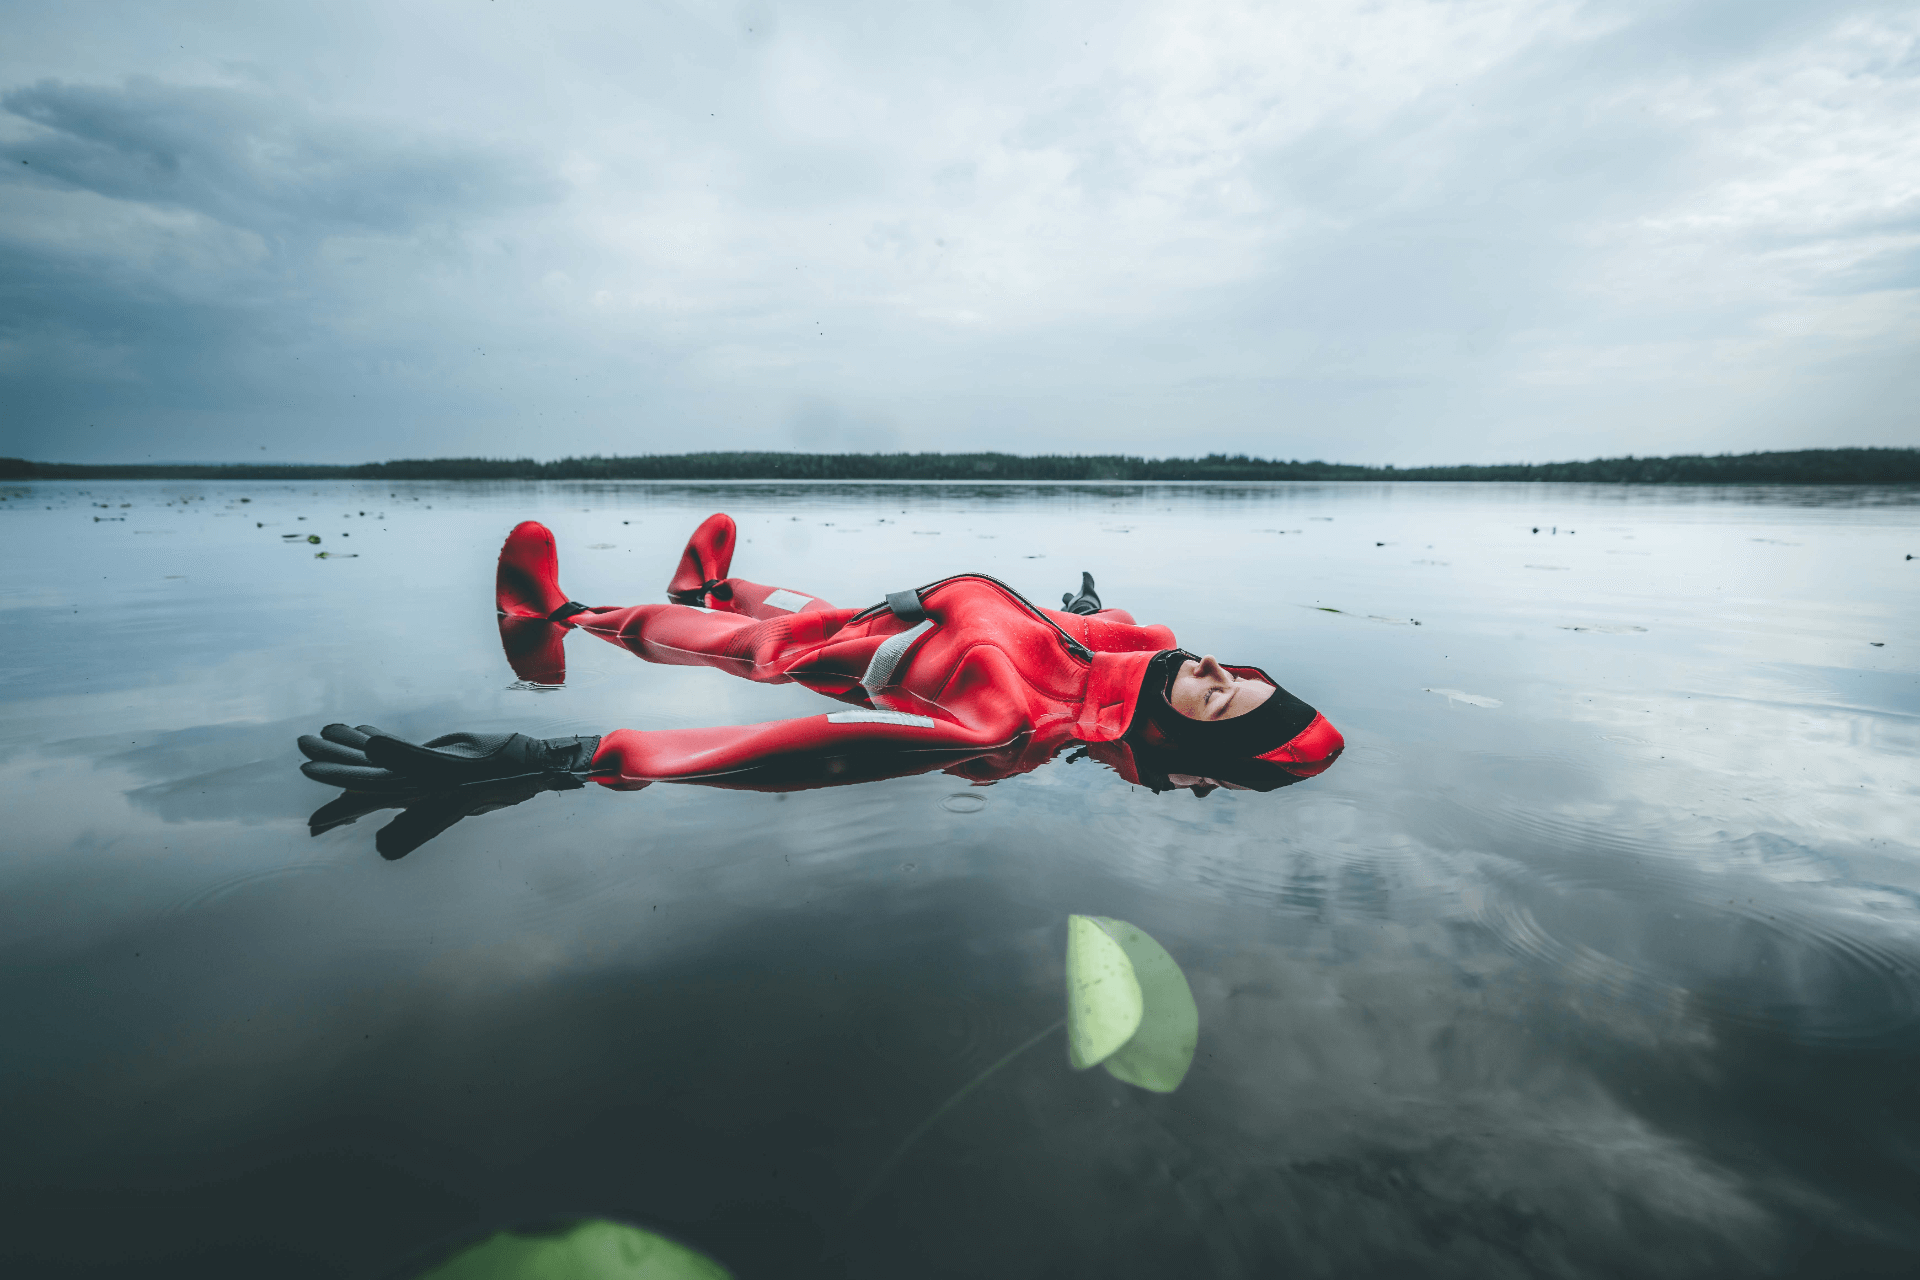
left=666, top=513, right=738, bottom=605
left=496, top=521, right=573, bottom=619
left=497, top=616, right=570, bottom=685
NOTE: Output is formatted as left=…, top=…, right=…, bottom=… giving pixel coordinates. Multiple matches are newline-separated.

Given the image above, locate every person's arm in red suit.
left=1044, top=607, right=1178, bottom=654
left=589, top=645, right=1035, bottom=786
left=592, top=714, right=1006, bottom=787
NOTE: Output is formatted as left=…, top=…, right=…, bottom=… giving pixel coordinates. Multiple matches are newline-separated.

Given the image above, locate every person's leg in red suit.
left=495, top=517, right=845, bottom=683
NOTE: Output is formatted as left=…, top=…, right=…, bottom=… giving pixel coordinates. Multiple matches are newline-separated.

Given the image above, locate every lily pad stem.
left=850, top=1017, right=1064, bottom=1214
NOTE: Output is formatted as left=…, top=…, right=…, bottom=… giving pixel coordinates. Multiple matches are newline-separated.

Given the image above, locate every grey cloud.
left=0, top=234, right=338, bottom=460
left=0, top=77, right=574, bottom=459
left=2, top=76, right=558, bottom=240
left=1, top=1, right=1914, bottom=465
left=0, top=75, right=568, bottom=460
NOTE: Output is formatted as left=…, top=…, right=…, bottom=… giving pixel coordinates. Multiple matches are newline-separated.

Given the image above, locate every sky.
left=0, top=0, right=1915, bottom=466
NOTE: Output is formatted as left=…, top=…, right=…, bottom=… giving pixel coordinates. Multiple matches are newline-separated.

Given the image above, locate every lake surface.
left=1, top=478, right=1916, bottom=1279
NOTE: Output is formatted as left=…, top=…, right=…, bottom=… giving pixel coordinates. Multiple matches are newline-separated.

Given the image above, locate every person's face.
left=1167, top=654, right=1275, bottom=720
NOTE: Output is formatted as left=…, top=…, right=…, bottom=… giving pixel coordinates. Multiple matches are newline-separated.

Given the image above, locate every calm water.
left=2, top=479, right=1917, bottom=1278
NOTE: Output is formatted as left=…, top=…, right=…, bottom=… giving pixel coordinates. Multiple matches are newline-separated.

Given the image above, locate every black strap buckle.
left=885, top=588, right=926, bottom=624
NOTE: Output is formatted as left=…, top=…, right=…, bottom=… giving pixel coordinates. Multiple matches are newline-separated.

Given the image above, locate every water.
left=1, top=479, right=1916, bottom=1278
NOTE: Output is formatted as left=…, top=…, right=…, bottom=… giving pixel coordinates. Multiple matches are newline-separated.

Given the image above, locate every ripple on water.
left=941, top=792, right=988, bottom=814
left=1452, top=789, right=1725, bottom=874
left=170, top=859, right=341, bottom=916
left=527, top=710, right=620, bottom=735
left=1475, top=893, right=1657, bottom=1004
left=409, top=782, right=920, bottom=939
left=1444, top=791, right=1920, bottom=1043
left=502, top=663, right=614, bottom=696
left=1471, top=882, right=1920, bottom=1045
left=1335, top=743, right=1399, bottom=766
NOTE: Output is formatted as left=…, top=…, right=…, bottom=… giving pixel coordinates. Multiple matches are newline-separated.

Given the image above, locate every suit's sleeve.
left=1042, top=607, right=1177, bottom=654
left=590, top=710, right=1017, bottom=785
left=591, top=623, right=1061, bottom=786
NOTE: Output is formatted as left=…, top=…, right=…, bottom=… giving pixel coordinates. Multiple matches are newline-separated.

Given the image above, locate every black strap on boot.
left=885, top=588, right=926, bottom=624
left=667, top=579, right=733, bottom=607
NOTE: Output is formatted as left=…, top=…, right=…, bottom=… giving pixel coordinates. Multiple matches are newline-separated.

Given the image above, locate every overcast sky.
left=1, top=0, right=1914, bottom=465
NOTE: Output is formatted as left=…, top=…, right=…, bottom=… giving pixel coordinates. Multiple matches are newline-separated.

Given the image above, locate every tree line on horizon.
left=2, top=447, right=1914, bottom=485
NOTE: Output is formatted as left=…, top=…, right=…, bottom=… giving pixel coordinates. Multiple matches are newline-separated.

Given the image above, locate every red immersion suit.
left=497, top=520, right=1344, bottom=792
left=570, top=576, right=1181, bottom=787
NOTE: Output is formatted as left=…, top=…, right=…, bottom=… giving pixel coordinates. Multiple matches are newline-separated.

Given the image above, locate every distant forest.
left=3, top=447, right=1916, bottom=485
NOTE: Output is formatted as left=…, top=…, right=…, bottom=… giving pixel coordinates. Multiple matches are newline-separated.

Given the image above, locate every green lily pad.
left=1088, top=916, right=1199, bottom=1093
left=418, top=1219, right=729, bottom=1280
left=1065, top=914, right=1142, bottom=1069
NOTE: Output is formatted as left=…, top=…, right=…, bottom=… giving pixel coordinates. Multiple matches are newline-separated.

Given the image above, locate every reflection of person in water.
left=300, top=515, right=1344, bottom=856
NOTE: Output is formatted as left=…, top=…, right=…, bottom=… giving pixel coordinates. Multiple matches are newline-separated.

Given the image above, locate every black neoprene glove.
left=297, top=724, right=602, bottom=859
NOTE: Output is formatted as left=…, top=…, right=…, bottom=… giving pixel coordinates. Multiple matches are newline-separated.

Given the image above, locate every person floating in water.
left=299, top=515, right=1344, bottom=856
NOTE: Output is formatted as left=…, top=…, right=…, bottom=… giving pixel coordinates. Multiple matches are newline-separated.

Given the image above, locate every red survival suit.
left=497, top=521, right=1344, bottom=791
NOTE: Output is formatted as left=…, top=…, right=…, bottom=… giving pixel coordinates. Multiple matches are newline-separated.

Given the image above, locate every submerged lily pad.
left=1065, top=915, right=1198, bottom=1091
left=1092, top=917, right=1200, bottom=1093
left=418, top=1219, right=729, bottom=1280
left=1065, top=914, right=1142, bottom=1069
